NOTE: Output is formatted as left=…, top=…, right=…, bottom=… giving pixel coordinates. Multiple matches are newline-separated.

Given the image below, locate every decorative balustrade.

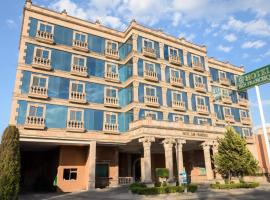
left=225, top=114, right=235, bottom=123
left=144, top=70, right=158, bottom=81
left=119, top=177, right=134, bottom=185
left=71, top=64, right=88, bottom=77
left=221, top=95, right=232, bottom=104
left=238, top=98, right=248, bottom=107
left=105, top=48, right=119, bottom=60
left=72, top=40, right=88, bottom=52
left=105, top=72, right=119, bottom=82
left=28, top=85, right=48, bottom=99
left=219, top=77, right=230, bottom=86
left=32, top=56, right=51, bottom=70
left=69, top=91, right=86, bottom=103
left=36, top=30, right=54, bottom=44
left=194, top=82, right=206, bottom=93
left=241, top=117, right=251, bottom=125
left=192, top=62, right=204, bottom=71
left=66, top=120, right=85, bottom=132
left=196, top=105, right=209, bottom=115
left=142, top=47, right=157, bottom=58
left=144, top=95, right=159, bottom=107
left=104, top=96, right=119, bottom=107
left=169, top=55, right=181, bottom=65
left=24, top=116, right=45, bottom=130
left=170, top=77, right=183, bottom=87
left=172, top=100, right=186, bottom=111
left=103, top=123, right=118, bottom=133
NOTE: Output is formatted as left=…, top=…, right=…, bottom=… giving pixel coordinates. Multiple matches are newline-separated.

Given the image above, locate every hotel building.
left=10, top=0, right=256, bottom=192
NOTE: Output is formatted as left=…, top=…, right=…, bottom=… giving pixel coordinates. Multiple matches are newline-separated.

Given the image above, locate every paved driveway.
left=20, top=185, right=270, bottom=200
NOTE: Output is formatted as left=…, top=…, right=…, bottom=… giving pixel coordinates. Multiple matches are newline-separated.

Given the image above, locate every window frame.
left=105, top=62, right=118, bottom=74
left=71, top=54, right=87, bottom=68
left=104, top=87, right=118, bottom=98
left=145, top=111, right=157, bottom=120
left=173, top=114, right=184, bottom=122
left=240, top=110, right=248, bottom=118
left=223, top=107, right=232, bottom=116
left=198, top=118, right=208, bottom=125
left=37, top=21, right=54, bottom=34
left=219, top=71, right=227, bottom=79
left=34, top=46, right=51, bottom=60
left=26, top=103, right=46, bottom=118
left=105, top=40, right=118, bottom=50
left=144, top=61, right=156, bottom=73
left=144, top=85, right=157, bottom=97
left=69, top=80, right=85, bottom=93
left=142, top=38, right=154, bottom=49
left=221, top=88, right=230, bottom=97
left=192, top=54, right=200, bottom=65
left=196, top=96, right=206, bottom=106
left=194, top=74, right=204, bottom=84
left=67, top=108, right=84, bottom=122
left=30, top=74, right=48, bottom=89
left=168, top=46, right=179, bottom=57
left=172, top=91, right=183, bottom=102
left=242, top=128, right=251, bottom=137
left=104, top=112, right=118, bottom=125
left=73, top=31, right=88, bottom=43
left=170, top=68, right=180, bottom=78
left=63, top=168, right=78, bottom=181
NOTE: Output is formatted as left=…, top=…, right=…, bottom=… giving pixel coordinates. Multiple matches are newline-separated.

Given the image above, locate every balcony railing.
left=69, top=91, right=86, bottom=104
left=197, top=105, right=209, bottom=115
left=142, top=47, right=157, bottom=58
left=28, top=85, right=48, bottom=99
left=194, top=82, right=206, bottom=93
left=219, top=77, right=230, bottom=86
left=119, top=177, right=134, bottom=185
left=36, top=30, right=54, bottom=44
left=104, top=96, right=119, bottom=108
left=169, top=55, right=181, bottom=65
left=105, top=48, right=119, bottom=60
left=172, top=100, right=186, bottom=111
left=238, top=98, right=248, bottom=107
left=192, top=62, right=204, bottom=71
left=221, top=95, right=232, bottom=104
left=105, top=72, right=119, bottom=82
left=241, top=117, right=251, bottom=125
left=225, top=114, right=235, bottom=123
left=32, top=56, right=51, bottom=70
left=103, top=123, right=118, bottom=133
left=144, top=95, right=159, bottom=107
left=72, top=40, right=88, bottom=52
left=71, top=64, right=88, bottom=77
left=170, top=77, right=183, bottom=87
left=24, top=116, right=45, bottom=130
left=144, top=70, right=158, bottom=82
left=66, top=120, right=85, bottom=132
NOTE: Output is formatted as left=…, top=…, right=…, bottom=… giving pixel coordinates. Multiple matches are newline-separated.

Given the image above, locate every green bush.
left=187, top=184, right=198, bottom=193
left=155, top=168, right=169, bottom=178
left=210, top=182, right=259, bottom=189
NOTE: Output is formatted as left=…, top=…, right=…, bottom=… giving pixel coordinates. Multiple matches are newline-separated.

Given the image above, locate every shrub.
left=187, top=184, right=198, bottom=193
left=129, top=184, right=189, bottom=195
left=155, top=168, right=169, bottom=178
left=210, top=182, right=259, bottom=189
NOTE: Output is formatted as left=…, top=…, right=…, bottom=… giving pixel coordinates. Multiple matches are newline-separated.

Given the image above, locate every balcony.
left=144, top=70, right=158, bottom=82
left=119, top=177, right=134, bottom=185
left=104, top=96, right=119, bottom=108
left=69, top=91, right=86, bottom=104
left=72, top=40, right=88, bottom=52
left=197, top=105, right=209, bottom=115
left=169, top=55, right=181, bottom=65
left=70, top=64, right=88, bottom=77
left=142, top=47, right=156, bottom=58
left=36, top=30, right=54, bottom=44
left=225, top=114, right=235, bottom=123
left=172, top=100, right=186, bottom=111
left=219, top=77, right=230, bottom=86
left=32, top=56, right=51, bottom=70
left=144, top=95, right=159, bottom=107
left=103, top=123, right=118, bottom=134
left=194, top=82, right=206, bottom=93
left=245, top=136, right=254, bottom=144
left=66, top=120, right=85, bottom=132
left=241, top=117, right=251, bottom=125
left=192, top=62, right=204, bottom=72
left=105, top=72, right=120, bottom=83
left=221, top=96, right=232, bottom=104
left=215, top=118, right=226, bottom=126
left=28, top=85, right=48, bottom=99
left=105, top=48, right=119, bottom=60
left=24, top=116, right=45, bottom=130
left=238, top=98, right=248, bottom=107
left=170, top=77, right=183, bottom=87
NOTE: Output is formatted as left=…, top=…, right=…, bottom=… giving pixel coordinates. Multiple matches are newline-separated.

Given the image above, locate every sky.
left=0, top=0, right=270, bottom=136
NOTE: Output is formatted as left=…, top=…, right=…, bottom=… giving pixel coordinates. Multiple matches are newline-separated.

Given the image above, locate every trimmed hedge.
left=155, top=168, right=169, bottom=178
left=129, top=183, right=197, bottom=195
left=210, top=182, right=259, bottom=189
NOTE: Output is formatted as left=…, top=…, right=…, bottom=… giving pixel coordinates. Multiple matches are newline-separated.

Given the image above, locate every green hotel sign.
left=237, top=65, right=270, bottom=91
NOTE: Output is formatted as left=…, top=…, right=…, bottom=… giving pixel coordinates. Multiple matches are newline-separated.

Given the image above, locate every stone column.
left=212, top=141, right=222, bottom=180
left=163, top=138, right=176, bottom=182
left=163, top=111, right=169, bottom=121
left=183, top=50, right=188, bottom=66
left=176, top=139, right=186, bottom=183
left=132, top=34, right=138, bottom=52
left=133, top=81, right=139, bottom=103
left=133, top=56, right=139, bottom=77
left=139, top=136, right=155, bottom=183
left=159, top=42, right=164, bottom=60
left=162, top=87, right=167, bottom=107
left=202, top=141, right=214, bottom=180
left=133, top=107, right=140, bottom=121
left=187, top=93, right=192, bottom=112
left=160, top=63, right=166, bottom=82
left=87, top=141, right=96, bottom=189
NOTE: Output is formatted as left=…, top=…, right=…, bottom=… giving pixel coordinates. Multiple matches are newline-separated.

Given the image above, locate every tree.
left=214, top=126, right=258, bottom=181
left=0, top=126, right=20, bottom=200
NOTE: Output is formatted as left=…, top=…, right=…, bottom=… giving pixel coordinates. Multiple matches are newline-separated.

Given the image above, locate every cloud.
left=172, top=13, right=182, bottom=27
left=224, top=33, right=237, bottom=42
left=178, top=32, right=195, bottom=41
left=218, top=45, right=232, bottom=52
left=5, top=19, right=16, bottom=29
left=241, top=40, right=266, bottom=49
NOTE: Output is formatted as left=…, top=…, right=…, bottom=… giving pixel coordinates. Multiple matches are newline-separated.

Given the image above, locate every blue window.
left=73, top=56, right=86, bottom=67
left=29, top=104, right=44, bottom=117
left=35, top=47, right=50, bottom=59
left=71, top=82, right=84, bottom=93
left=105, top=87, right=117, bottom=97
left=75, top=32, right=86, bottom=42
left=145, top=62, right=155, bottom=71
left=69, top=110, right=82, bottom=121
left=32, top=75, right=47, bottom=88
left=105, top=113, right=117, bottom=124
left=143, top=39, right=154, bottom=48
left=170, top=68, right=180, bottom=78
left=145, top=86, right=156, bottom=96
left=38, top=22, right=53, bottom=33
